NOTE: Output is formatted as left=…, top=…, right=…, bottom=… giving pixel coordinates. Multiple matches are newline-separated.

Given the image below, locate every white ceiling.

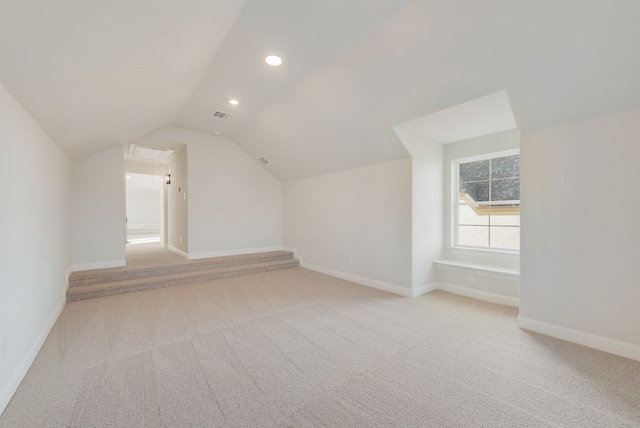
left=1, top=0, right=639, bottom=181
left=394, top=91, right=519, bottom=157
left=0, top=0, right=246, bottom=160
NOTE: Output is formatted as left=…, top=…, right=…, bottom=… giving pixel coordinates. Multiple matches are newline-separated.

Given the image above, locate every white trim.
left=301, top=261, right=416, bottom=297
left=453, top=148, right=520, bottom=165
left=448, top=246, right=520, bottom=260
left=167, top=245, right=188, bottom=259
left=436, top=282, right=520, bottom=307
left=284, top=246, right=433, bottom=298
left=434, top=259, right=519, bottom=279
left=518, top=316, right=640, bottom=362
left=186, top=246, right=284, bottom=260
left=412, top=283, right=438, bottom=298
left=71, top=259, right=125, bottom=272
left=452, top=149, right=520, bottom=252
left=0, top=295, right=65, bottom=415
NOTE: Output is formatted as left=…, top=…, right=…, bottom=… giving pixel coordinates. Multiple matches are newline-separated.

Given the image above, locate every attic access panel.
left=127, top=144, right=175, bottom=163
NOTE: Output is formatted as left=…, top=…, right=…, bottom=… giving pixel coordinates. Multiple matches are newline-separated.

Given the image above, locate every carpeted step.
left=69, top=251, right=294, bottom=288
left=67, top=258, right=299, bottom=302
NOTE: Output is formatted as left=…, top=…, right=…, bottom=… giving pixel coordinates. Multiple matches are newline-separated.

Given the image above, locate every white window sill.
left=434, top=259, right=519, bottom=279
left=448, top=246, right=519, bottom=260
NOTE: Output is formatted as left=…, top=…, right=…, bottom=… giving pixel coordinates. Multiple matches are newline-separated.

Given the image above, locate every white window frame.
left=451, top=148, right=520, bottom=254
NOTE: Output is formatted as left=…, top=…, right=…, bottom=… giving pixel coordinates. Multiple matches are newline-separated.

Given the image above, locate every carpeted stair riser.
left=68, top=259, right=299, bottom=297
left=67, top=252, right=298, bottom=302
left=68, top=251, right=294, bottom=287
left=67, top=260, right=298, bottom=302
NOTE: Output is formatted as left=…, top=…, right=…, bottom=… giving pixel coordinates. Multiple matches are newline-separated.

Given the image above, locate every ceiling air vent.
left=212, top=110, right=232, bottom=119
left=258, top=157, right=270, bottom=165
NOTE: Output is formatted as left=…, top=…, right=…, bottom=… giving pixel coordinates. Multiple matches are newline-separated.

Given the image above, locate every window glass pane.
left=491, top=178, right=519, bottom=201
left=453, top=153, right=520, bottom=251
left=458, top=225, right=489, bottom=247
left=491, top=155, right=520, bottom=179
left=489, top=226, right=520, bottom=250
left=460, top=181, right=489, bottom=202
left=489, top=207, right=520, bottom=226
left=458, top=205, right=489, bottom=226
left=459, top=159, right=489, bottom=183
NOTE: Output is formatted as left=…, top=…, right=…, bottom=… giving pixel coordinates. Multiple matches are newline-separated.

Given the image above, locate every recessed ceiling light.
left=229, top=99, right=239, bottom=105
left=126, top=175, right=131, bottom=179
left=265, top=55, right=282, bottom=66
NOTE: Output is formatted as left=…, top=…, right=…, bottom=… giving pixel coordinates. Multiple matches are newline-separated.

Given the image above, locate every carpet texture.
left=2, top=267, right=640, bottom=427
left=67, top=247, right=298, bottom=302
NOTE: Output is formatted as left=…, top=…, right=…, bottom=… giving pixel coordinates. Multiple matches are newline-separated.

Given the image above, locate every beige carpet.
left=2, top=268, right=640, bottom=427
left=126, top=242, right=192, bottom=269
left=68, top=245, right=297, bottom=301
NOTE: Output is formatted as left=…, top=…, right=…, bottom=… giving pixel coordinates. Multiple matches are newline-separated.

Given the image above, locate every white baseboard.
left=518, top=316, right=640, bottom=362
left=71, top=259, right=125, bottom=272
left=186, top=246, right=283, bottom=260
left=435, top=282, right=519, bottom=307
left=286, top=245, right=434, bottom=298
left=412, top=283, right=438, bottom=297
left=167, top=245, right=188, bottom=259
left=301, top=261, right=415, bottom=297
left=0, top=295, right=65, bottom=415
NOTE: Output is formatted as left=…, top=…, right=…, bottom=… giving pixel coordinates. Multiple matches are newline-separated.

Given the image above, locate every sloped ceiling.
left=0, top=0, right=247, bottom=160
left=1, top=0, right=640, bottom=181
left=394, top=91, right=519, bottom=157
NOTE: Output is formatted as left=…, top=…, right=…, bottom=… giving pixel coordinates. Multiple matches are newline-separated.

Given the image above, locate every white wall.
left=125, top=173, right=163, bottom=228
left=70, top=125, right=283, bottom=261
left=520, top=109, right=640, bottom=356
left=0, top=82, right=71, bottom=414
left=283, top=159, right=413, bottom=294
left=126, top=185, right=161, bottom=234
left=140, top=127, right=282, bottom=258
left=126, top=188, right=161, bottom=226
left=411, top=145, right=444, bottom=291
left=167, top=146, right=188, bottom=254
left=71, top=146, right=126, bottom=270
left=393, top=123, right=446, bottom=295
left=184, top=130, right=282, bottom=257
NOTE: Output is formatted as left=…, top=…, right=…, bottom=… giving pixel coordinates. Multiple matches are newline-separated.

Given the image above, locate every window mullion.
left=454, top=163, right=459, bottom=247
left=452, top=151, right=519, bottom=252
left=488, top=158, right=492, bottom=247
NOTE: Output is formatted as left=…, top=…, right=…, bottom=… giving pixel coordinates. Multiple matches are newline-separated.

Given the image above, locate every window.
left=453, top=151, right=520, bottom=251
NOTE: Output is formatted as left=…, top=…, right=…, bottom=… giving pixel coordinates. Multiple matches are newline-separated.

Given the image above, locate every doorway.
left=126, top=172, right=164, bottom=244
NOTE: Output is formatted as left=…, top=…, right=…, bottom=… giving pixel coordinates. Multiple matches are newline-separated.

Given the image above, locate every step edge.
left=69, top=252, right=295, bottom=285
left=67, top=263, right=299, bottom=301
left=67, top=261, right=300, bottom=294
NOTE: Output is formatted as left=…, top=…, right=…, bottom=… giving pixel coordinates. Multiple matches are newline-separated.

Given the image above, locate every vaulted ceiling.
left=1, top=0, right=639, bottom=181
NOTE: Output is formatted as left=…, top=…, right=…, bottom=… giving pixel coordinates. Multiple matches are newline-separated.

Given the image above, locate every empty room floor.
left=125, top=241, right=191, bottom=269
left=2, top=268, right=639, bottom=427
